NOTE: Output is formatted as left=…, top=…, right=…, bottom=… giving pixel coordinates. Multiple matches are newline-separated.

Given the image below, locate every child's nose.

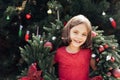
left=77, top=34, right=83, bottom=39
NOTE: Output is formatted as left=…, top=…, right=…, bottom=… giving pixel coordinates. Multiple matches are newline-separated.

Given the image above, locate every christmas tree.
left=0, top=0, right=120, bottom=79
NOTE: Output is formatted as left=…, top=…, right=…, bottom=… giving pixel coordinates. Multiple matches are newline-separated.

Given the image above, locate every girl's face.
left=69, top=24, right=88, bottom=48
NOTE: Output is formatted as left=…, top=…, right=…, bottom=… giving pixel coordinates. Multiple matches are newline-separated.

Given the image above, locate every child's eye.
left=73, top=31, right=78, bottom=34
left=82, top=34, right=87, bottom=36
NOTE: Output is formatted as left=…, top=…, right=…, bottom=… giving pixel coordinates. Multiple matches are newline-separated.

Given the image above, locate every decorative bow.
left=19, top=63, right=43, bottom=80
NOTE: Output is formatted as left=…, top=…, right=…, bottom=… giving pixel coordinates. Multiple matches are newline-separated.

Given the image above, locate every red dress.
left=54, top=46, right=92, bottom=80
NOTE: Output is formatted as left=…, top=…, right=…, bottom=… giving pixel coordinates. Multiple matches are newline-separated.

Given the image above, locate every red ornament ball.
left=110, top=57, right=115, bottom=62
left=104, top=44, right=109, bottom=49
left=92, top=31, right=97, bottom=37
left=26, top=13, right=31, bottom=19
left=99, top=45, right=105, bottom=52
left=107, top=72, right=112, bottom=76
left=44, top=41, right=53, bottom=50
left=113, top=68, right=120, bottom=78
left=96, top=58, right=99, bottom=62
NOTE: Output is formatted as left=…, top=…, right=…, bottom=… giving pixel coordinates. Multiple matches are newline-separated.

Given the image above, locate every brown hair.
left=62, top=14, right=92, bottom=48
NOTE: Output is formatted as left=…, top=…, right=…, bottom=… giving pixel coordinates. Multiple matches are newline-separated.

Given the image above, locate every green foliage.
left=47, top=0, right=62, bottom=15
left=20, top=34, right=53, bottom=65
left=19, top=34, right=57, bottom=79
left=43, top=19, right=63, bottom=49
left=17, top=68, right=28, bottom=78
left=90, top=26, right=120, bottom=79
left=19, top=19, right=64, bottom=79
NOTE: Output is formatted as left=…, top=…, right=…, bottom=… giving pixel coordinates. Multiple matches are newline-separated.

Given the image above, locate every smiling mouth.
left=74, top=40, right=82, bottom=43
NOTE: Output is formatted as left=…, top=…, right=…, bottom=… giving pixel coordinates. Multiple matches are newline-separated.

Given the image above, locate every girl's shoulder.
left=57, top=46, right=66, bottom=51
left=81, top=48, right=92, bottom=53
left=55, top=46, right=66, bottom=56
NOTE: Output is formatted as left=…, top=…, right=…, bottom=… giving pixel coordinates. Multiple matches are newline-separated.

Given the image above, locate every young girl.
left=54, top=14, right=96, bottom=80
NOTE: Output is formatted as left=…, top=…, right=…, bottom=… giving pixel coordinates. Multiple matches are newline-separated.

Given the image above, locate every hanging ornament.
left=44, top=41, right=53, bottom=50
left=107, top=72, right=112, bottom=77
left=47, top=9, right=52, bottom=14
left=19, top=25, right=23, bottom=37
left=92, top=31, right=97, bottom=37
left=38, top=35, right=41, bottom=38
left=102, top=11, right=106, bottom=16
left=25, top=30, right=30, bottom=41
left=104, top=44, right=109, bottom=49
left=52, top=36, right=56, bottom=40
left=56, top=25, right=60, bottom=29
left=106, top=55, right=111, bottom=61
left=6, top=15, right=10, bottom=20
left=109, top=17, right=116, bottom=29
left=110, top=57, right=115, bottom=62
left=113, top=68, right=120, bottom=78
left=40, top=40, right=43, bottom=43
left=96, top=58, right=99, bottom=62
left=26, top=13, right=31, bottom=20
left=91, top=54, right=96, bottom=58
left=40, top=37, right=44, bottom=43
left=99, top=45, right=105, bottom=52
